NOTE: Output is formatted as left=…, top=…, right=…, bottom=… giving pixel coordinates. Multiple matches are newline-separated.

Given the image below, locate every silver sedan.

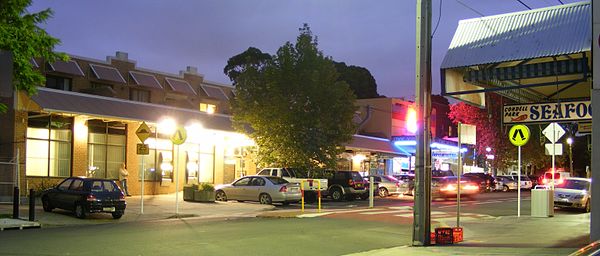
left=215, top=176, right=301, bottom=205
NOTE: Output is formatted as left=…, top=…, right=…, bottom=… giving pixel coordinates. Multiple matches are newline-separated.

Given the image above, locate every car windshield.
left=266, top=176, right=289, bottom=185
left=556, top=179, right=589, bottom=190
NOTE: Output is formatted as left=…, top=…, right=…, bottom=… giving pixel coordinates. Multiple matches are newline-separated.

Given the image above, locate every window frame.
left=87, top=120, right=126, bottom=180
left=26, top=114, right=73, bottom=178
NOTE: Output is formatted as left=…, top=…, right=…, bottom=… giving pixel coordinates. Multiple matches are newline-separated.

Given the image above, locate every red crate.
left=435, top=227, right=454, bottom=245
left=453, top=227, right=463, bottom=243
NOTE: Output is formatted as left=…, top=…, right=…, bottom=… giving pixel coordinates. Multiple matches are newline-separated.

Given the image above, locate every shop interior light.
left=395, top=140, right=417, bottom=146
left=353, top=154, right=367, bottom=162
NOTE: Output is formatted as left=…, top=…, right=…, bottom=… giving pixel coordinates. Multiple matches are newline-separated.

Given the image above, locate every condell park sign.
left=503, top=100, right=591, bottom=124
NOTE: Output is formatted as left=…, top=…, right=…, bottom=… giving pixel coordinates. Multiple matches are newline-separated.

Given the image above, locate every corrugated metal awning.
left=441, top=2, right=591, bottom=69
left=29, top=87, right=234, bottom=131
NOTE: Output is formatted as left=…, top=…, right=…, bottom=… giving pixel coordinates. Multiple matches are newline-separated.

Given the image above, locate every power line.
left=432, top=0, right=443, bottom=38
left=455, top=0, right=485, bottom=17
left=516, top=0, right=532, bottom=10
left=557, top=0, right=564, bottom=4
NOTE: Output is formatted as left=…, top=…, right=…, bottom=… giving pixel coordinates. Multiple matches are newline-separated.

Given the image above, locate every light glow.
left=158, top=117, right=176, bottom=135
left=353, top=154, right=367, bottom=162
left=567, top=137, right=573, bottom=145
left=406, top=108, right=417, bottom=133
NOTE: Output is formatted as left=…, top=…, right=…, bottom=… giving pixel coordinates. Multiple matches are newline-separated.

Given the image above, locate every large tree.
left=225, top=24, right=357, bottom=171
left=333, top=61, right=379, bottom=99
left=0, top=0, right=67, bottom=112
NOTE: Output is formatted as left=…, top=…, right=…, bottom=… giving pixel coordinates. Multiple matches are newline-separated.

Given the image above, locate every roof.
left=441, top=1, right=591, bottom=69
left=30, top=87, right=234, bottom=131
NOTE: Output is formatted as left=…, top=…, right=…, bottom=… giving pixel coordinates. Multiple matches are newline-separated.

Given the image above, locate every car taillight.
left=279, top=186, right=288, bottom=192
left=86, top=194, right=97, bottom=202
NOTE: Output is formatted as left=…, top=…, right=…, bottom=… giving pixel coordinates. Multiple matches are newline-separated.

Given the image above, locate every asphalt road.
left=0, top=191, right=587, bottom=256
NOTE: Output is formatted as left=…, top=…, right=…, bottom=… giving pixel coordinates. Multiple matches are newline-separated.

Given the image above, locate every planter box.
left=183, top=187, right=195, bottom=201
left=193, top=190, right=215, bottom=202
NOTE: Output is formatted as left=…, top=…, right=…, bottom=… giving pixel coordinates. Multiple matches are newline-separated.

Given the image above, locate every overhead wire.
left=432, top=0, right=443, bottom=38
left=516, top=0, right=532, bottom=10
left=455, top=0, right=485, bottom=17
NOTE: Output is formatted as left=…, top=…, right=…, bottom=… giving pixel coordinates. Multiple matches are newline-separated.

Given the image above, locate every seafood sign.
left=503, top=100, right=591, bottom=124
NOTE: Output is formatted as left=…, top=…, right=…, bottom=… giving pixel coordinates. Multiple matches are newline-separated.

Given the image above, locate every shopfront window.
left=87, top=120, right=126, bottom=179
left=198, top=143, right=214, bottom=183
left=26, top=114, right=72, bottom=177
left=140, top=137, right=172, bottom=182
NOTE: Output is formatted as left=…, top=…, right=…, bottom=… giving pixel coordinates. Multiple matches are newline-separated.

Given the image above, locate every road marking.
left=360, top=210, right=411, bottom=215
left=394, top=211, right=446, bottom=218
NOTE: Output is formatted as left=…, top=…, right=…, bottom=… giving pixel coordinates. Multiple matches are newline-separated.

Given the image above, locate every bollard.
left=29, top=189, right=35, bottom=221
left=13, top=186, right=19, bottom=219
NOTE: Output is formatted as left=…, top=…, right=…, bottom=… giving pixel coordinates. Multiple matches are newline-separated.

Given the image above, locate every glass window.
left=58, top=179, right=73, bottom=190
left=87, top=120, right=126, bottom=179
left=26, top=114, right=72, bottom=177
left=91, top=181, right=103, bottom=192
left=257, top=169, right=270, bottom=176
left=199, top=103, right=216, bottom=114
left=130, top=89, right=150, bottom=103
left=70, top=179, right=84, bottom=191
left=198, top=143, right=214, bottom=183
left=234, top=177, right=251, bottom=186
left=250, top=177, right=265, bottom=186
left=46, top=75, right=72, bottom=91
left=103, top=181, right=117, bottom=192
left=266, top=177, right=288, bottom=185
left=281, top=169, right=290, bottom=178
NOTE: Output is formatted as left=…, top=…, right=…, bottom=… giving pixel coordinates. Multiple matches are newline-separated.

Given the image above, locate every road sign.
left=508, top=124, right=530, bottom=147
left=170, top=126, right=187, bottom=145
left=545, top=143, right=563, bottom=156
left=542, top=122, right=565, bottom=143
left=136, top=122, right=151, bottom=143
left=136, top=143, right=149, bottom=155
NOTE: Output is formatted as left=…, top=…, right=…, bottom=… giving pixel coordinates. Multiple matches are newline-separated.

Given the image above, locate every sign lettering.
left=503, top=100, right=591, bottom=124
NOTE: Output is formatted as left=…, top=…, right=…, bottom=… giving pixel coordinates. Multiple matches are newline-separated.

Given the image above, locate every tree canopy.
left=333, top=61, right=379, bottom=99
left=0, top=0, right=67, bottom=112
left=225, top=24, right=357, bottom=170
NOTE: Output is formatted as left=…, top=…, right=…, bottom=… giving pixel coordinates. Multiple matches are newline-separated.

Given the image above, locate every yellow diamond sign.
left=136, top=122, right=151, bottom=143
left=508, top=124, right=530, bottom=147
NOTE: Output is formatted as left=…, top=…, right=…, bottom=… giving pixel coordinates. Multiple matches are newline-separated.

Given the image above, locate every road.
left=0, top=191, right=588, bottom=256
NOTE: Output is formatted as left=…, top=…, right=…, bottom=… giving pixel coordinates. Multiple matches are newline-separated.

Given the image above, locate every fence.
left=0, top=158, right=17, bottom=204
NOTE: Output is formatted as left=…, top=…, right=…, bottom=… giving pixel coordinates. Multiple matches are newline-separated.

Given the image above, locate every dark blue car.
left=41, top=177, right=127, bottom=219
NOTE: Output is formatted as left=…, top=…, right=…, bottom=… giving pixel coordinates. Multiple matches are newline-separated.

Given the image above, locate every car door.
left=53, top=178, right=74, bottom=209
left=65, top=178, right=86, bottom=210
left=247, top=177, right=266, bottom=201
left=230, top=177, right=252, bottom=200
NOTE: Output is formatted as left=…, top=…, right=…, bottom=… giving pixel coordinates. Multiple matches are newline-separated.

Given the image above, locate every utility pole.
left=412, top=0, right=432, bottom=246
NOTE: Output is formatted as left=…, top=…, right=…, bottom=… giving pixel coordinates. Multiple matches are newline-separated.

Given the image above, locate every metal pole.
left=28, top=189, right=35, bottom=221
left=175, top=145, right=179, bottom=215
left=457, top=123, right=462, bottom=227
left=412, top=0, right=432, bottom=246
left=518, top=146, right=521, bottom=217
left=369, top=176, right=374, bottom=208
left=551, top=126, right=555, bottom=190
left=141, top=156, right=144, bottom=214
left=569, top=143, right=573, bottom=177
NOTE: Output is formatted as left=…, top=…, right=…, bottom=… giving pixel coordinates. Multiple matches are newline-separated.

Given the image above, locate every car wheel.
left=111, top=211, right=123, bottom=219
left=215, top=190, right=227, bottom=202
left=584, top=200, right=591, bottom=213
left=42, top=196, right=53, bottom=212
left=378, top=187, right=389, bottom=197
left=259, top=193, right=272, bottom=205
left=75, top=203, right=87, bottom=219
left=330, top=188, right=343, bottom=201
left=502, top=185, right=509, bottom=192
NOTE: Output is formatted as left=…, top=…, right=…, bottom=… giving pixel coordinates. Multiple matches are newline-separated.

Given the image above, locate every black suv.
left=324, top=170, right=368, bottom=201
left=41, top=177, right=127, bottom=219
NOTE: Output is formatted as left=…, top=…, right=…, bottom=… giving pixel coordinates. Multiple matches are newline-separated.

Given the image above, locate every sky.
left=28, top=0, right=582, bottom=99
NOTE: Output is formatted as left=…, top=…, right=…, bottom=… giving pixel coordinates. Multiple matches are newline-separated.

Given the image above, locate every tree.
left=225, top=24, right=357, bottom=171
left=0, top=0, right=67, bottom=112
left=333, top=61, right=379, bottom=99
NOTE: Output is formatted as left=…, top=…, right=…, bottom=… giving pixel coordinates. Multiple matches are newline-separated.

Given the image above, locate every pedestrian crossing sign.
left=170, top=126, right=187, bottom=145
left=508, top=124, right=530, bottom=147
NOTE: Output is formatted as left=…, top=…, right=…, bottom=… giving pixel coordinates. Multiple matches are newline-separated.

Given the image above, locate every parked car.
left=431, top=176, right=479, bottom=199
left=215, top=176, right=301, bottom=205
left=365, top=175, right=401, bottom=197
left=256, top=167, right=328, bottom=203
left=41, top=177, right=126, bottom=219
left=393, top=174, right=415, bottom=195
left=539, top=171, right=571, bottom=187
left=504, top=175, right=533, bottom=190
left=324, top=170, right=368, bottom=201
left=432, top=170, right=454, bottom=177
left=463, top=172, right=496, bottom=192
left=495, top=176, right=519, bottom=192
left=554, top=177, right=591, bottom=212
left=460, top=175, right=488, bottom=192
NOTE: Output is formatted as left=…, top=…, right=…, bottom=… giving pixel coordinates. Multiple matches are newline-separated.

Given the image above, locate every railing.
left=300, top=179, right=322, bottom=213
left=569, top=240, right=600, bottom=256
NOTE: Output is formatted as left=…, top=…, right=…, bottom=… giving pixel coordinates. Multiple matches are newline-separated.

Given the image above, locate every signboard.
left=136, top=143, right=149, bottom=155
left=542, top=122, right=565, bottom=144
left=508, top=124, right=530, bottom=147
left=503, top=100, right=591, bottom=124
left=579, top=123, right=592, bottom=133
left=136, top=122, right=151, bottom=143
left=545, top=143, right=563, bottom=156
left=459, top=123, right=476, bottom=145
left=170, top=126, right=187, bottom=145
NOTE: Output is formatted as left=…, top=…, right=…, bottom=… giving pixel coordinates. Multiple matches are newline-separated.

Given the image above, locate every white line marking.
left=360, top=210, right=411, bottom=215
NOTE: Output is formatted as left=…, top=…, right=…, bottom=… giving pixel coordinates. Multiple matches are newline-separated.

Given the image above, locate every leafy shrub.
left=197, top=183, right=215, bottom=192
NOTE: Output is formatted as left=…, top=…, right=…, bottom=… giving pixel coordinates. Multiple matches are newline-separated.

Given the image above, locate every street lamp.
left=567, top=137, right=573, bottom=176
left=485, top=147, right=492, bottom=174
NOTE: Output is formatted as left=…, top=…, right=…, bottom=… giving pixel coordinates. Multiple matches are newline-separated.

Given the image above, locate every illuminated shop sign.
left=503, top=100, right=591, bottom=124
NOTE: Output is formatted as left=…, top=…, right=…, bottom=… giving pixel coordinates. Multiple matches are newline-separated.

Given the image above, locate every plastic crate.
left=435, top=227, right=454, bottom=245
left=453, top=227, right=463, bottom=243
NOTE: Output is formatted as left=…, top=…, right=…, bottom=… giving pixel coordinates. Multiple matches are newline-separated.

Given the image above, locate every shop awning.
left=440, top=2, right=591, bottom=107
left=26, top=87, right=234, bottom=131
left=345, top=135, right=410, bottom=156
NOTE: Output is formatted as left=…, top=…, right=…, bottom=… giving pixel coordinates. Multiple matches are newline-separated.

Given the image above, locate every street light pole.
left=567, top=137, right=573, bottom=177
